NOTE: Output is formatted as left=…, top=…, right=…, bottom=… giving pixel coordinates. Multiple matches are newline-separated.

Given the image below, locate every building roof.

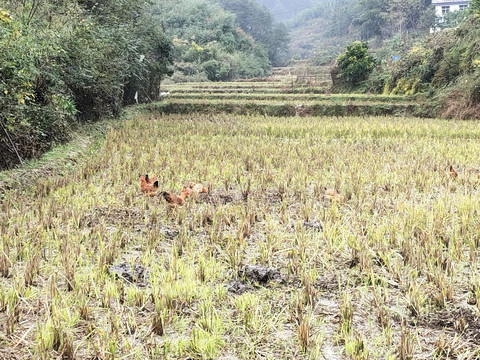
left=432, top=0, right=471, bottom=4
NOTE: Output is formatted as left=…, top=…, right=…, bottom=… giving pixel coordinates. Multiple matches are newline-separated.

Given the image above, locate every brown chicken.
left=161, top=186, right=192, bottom=206
left=325, top=188, right=344, bottom=202
left=140, top=175, right=159, bottom=195
left=449, top=165, right=458, bottom=179
left=188, top=181, right=208, bottom=194
left=145, top=174, right=158, bottom=185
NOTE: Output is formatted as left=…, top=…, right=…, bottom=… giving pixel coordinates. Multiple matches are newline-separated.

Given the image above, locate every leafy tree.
left=337, top=41, right=376, bottom=84
left=153, top=0, right=272, bottom=81
left=352, top=0, right=388, bottom=40
left=216, top=0, right=290, bottom=65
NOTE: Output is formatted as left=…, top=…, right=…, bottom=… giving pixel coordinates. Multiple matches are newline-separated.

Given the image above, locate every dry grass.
left=1, top=113, right=480, bottom=359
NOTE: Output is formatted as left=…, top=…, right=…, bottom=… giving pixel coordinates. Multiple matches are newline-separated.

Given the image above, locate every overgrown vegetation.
left=0, top=1, right=173, bottom=169
left=154, top=0, right=288, bottom=82
left=373, top=9, right=480, bottom=118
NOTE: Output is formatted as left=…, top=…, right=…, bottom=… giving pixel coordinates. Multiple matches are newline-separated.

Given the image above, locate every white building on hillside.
left=432, top=0, right=472, bottom=19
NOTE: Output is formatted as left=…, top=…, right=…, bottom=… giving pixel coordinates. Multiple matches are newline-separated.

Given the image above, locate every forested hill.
left=287, top=0, right=434, bottom=63
left=153, top=0, right=288, bottom=82
left=256, top=0, right=318, bottom=21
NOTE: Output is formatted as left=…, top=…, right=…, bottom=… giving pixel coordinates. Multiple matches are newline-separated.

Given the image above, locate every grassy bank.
left=0, top=117, right=125, bottom=196
left=144, top=100, right=426, bottom=118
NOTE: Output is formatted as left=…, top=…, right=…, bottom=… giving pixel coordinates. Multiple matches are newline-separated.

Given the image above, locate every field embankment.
left=1, top=112, right=480, bottom=359
left=159, top=69, right=427, bottom=118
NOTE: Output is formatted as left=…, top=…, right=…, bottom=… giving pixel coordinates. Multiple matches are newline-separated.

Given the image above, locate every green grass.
left=143, top=100, right=424, bottom=118
left=0, top=118, right=121, bottom=196
left=1, top=113, right=480, bottom=359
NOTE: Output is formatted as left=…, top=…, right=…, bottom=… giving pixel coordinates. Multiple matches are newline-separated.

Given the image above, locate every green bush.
left=0, top=1, right=173, bottom=169
left=337, top=41, right=376, bottom=85
left=0, top=8, right=75, bottom=168
left=472, top=0, right=480, bottom=13
left=203, top=60, right=231, bottom=81
left=376, top=14, right=480, bottom=118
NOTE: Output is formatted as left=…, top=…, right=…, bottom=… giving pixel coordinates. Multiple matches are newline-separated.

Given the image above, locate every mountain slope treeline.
left=256, top=0, right=317, bottom=21
left=154, top=0, right=288, bottom=82
left=288, top=0, right=434, bottom=63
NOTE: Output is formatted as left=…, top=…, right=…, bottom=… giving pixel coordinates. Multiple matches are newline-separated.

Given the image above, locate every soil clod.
left=109, top=262, right=149, bottom=285
left=226, top=280, right=252, bottom=295
left=303, top=221, right=323, bottom=232
left=239, top=265, right=284, bottom=284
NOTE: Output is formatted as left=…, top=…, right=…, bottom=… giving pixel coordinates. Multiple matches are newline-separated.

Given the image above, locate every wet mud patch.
left=417, top=306, right=480, bottom=345
left=239, top=265, right=285, bottom=284
left=303, top=220, right=323, bottom=232
left=192, top=190, right=241, bottom=206
left=226, top=280, right=252, bottom=295
left=81, top=207, right=144, bottom=228
left=109, top=262, right=149, bottom=286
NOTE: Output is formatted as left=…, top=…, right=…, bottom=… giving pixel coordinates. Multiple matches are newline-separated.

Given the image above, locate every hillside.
left=286, top=0, right=434, bottom=63
left=154, top=0, right=289, bottom=82
left=288, top=0, right=357, bottom=63
left=378, top=12, right=480, bottom=119
left=256, top=0, right=317, bottom=21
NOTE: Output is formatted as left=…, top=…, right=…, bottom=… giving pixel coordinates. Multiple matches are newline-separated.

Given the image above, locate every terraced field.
left=160, top=71, right=426, bottom=118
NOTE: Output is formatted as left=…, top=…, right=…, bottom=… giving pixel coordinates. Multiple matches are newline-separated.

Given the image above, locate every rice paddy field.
left=159, top=78, right=426, bottom=118
left=1, top=73, right=480, bottom=359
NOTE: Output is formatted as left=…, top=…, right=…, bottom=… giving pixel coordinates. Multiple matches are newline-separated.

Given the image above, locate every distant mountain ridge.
left=256, top=0, right=319, bottom=21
